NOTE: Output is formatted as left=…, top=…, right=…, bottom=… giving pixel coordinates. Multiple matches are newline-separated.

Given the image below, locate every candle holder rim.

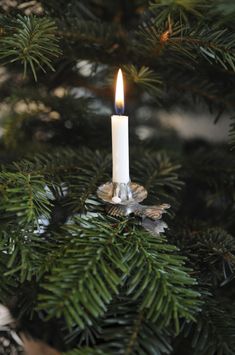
left=97, top=181, right=148, bottom=205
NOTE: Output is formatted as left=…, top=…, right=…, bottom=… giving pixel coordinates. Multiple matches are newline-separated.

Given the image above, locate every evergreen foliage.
left=0, top=15, right=60, bottom=80
left=0, top=0, right=234, bottom=354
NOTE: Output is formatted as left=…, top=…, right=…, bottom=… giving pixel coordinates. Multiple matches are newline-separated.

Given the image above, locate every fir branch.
left=138, top=22, right=235, bottom=72
left=64, top=150, right=110, bottom=214
left=124, top=65, right=163, bottom=97
left=170, top=225, right=235, bottom=286
left=98, top=300, right=173, bottom=355
left=0, top=15, right=61, bottom=80
left=37, top=214, right=200, bottom=332
left=131, top=151, right=183, bottom=205
left=124, top=226, right=200, bottom=332
left=0, top=171, right=53, bottom=225
left=14, top=149, right=110, bottom=213
left=167, top=71, right=235, bottom=110
left=171, top=26, right=235, bottom=71
left=56, top=17, right=131, bottom=66
left=183, top=297, right=235, bottom=355
left=65, top=299, right=172, bottom=354
left=0, top=221, right=63, bottom=285
left=8, top=148, right=109, bottom=181
left=38, top=217, right=129, bottom=329
left=149, top=0, right=208, bottom=25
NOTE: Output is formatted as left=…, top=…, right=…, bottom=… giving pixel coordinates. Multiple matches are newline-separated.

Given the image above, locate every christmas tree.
left=0, top=1, right=235, bottom=354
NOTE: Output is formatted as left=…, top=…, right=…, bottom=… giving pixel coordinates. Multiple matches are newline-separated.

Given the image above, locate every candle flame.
left=115, top=69, right=124, bottom=115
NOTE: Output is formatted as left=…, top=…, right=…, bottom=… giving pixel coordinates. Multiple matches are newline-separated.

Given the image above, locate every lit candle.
left=111, top=69, right=130, bottom=187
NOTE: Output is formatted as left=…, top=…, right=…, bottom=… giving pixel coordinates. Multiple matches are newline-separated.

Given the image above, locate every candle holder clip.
left=97, top=181, right=170, bottom=235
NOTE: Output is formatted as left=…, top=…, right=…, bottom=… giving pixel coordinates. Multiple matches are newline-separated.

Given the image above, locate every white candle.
left=112, top=114, right=129, bottom=183
left=112, top=69, right=130, bottom=184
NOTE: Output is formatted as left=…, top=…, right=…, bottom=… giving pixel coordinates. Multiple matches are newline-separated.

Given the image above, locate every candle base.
left=97, top=181, right=147, bottom=205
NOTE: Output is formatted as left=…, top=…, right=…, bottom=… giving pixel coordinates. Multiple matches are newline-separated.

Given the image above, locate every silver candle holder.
left=97, top=180, right=170, bottom=235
